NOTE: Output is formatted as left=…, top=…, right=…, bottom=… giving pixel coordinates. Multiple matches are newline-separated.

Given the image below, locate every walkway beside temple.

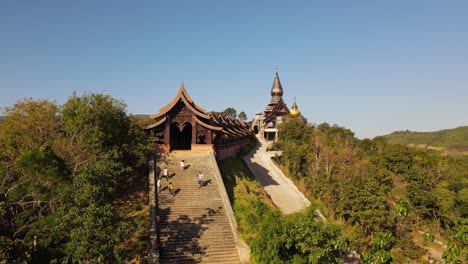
left=243, top=136, right=311, bottom=215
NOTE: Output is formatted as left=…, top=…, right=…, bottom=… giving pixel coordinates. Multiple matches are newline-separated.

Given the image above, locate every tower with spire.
left=253, top=69, right=301, bottom=141
left=270, top=69, right=284, bottom=103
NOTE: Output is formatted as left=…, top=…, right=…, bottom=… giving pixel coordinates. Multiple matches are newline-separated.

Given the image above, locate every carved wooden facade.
left=145, top=83, right=251, bottom=158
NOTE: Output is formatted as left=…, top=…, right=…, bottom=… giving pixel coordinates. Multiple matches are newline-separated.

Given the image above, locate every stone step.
left=160, top=251, right=240, bottom=259
left=155, top=152, right=241, bottom=263
left=160, top=238, right=237, bottom=246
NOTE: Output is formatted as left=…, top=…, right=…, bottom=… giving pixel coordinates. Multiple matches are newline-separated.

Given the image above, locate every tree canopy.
left=0, top=94, right=151, bottom=262
left=273, top=117, right=468, bottom=263
left=211, top=107, right=248, bottom=120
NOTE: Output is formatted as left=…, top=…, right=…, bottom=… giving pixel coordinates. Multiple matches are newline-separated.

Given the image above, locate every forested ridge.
left=269, top=117, right=467, bottom=263
left=1, top=94, right=467, bottom=263
left=383, top=126, right=468, bottom=155
left=0, top=95, right=152, bottom=263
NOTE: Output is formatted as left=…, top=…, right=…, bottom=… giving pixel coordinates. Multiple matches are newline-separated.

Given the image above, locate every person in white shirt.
left=197, top=171, right=203, bottom=188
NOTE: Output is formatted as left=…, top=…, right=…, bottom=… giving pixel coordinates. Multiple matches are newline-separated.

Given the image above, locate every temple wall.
left=216, top=139, right=250, bottom=160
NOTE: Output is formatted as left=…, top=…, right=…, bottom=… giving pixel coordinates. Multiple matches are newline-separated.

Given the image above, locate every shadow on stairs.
left=155, top=151, right=243, bottom=264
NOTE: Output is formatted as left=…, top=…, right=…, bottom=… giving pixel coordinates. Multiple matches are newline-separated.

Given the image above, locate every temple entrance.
left=264, top=131, right=276, bottom=142
left=253, top=125, right=259, bottom=134
left=170, top=122, right=192, bottom=150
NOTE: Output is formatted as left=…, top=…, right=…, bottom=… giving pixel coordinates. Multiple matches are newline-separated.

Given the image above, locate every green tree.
left=251, top=207, right=349, bottom=264
left=0, top=99, right=63, bottom=262
left=336, top=175, right=392, bottom=236
left=60, top=92, right=129, bottom=153
left=281, top=208, right=349, bottom=263
left=59, top=92, right=149, bottom=178
left=362, top=232, right=395, bottom=264
left=0, top=98, right=59, bottom=159
left=0, top=94, right=150, bottom=262
left=221, top=107, right=237, bottom=118
left=276, top=116, right=312, bottom=178
left=395, top=198, right=411, bottom=217
left=0, top=236, right=31, bottom=264
left=238, top=111, right=247, bottom=121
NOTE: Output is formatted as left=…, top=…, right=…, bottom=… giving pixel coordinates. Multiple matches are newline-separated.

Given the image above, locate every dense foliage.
left=218, top=157, right=350, bottom=263
left=0, top=94, right=151, bottom=263
left=274, top=117, right=468, bottom=263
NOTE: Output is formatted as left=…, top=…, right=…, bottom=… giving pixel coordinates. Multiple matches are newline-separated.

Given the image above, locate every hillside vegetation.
left=0, top=96, right=152, bottom=262
left=271, top=118, right=467, bottom=263
left=382, top=126, right=468, bottom=155
left=218, top=156, right=350, bottom=263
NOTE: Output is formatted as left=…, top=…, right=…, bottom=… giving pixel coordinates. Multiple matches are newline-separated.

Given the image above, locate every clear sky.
left=1, top=0, right=467, bottom=139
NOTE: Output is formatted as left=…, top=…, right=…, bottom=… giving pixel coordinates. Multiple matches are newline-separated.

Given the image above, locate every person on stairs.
left=163, top=167, right=169, bottom=181
left=197, top=171, right=203, bottom=188
left=168, top=182, right=175, bottom=196
left=157, top=177, right=161, bottom=193
left=180, top=160, right=185, bottom=171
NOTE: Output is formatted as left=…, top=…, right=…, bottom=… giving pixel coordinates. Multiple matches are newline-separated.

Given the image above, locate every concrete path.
left=243, top=136, right=311, bottom=214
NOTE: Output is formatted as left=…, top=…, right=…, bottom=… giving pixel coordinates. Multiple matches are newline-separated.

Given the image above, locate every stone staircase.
left=156, top=150, right=242, bottom=264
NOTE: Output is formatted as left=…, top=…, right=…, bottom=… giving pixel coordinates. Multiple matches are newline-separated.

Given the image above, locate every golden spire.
left=290, top=96, right=301, bottom=117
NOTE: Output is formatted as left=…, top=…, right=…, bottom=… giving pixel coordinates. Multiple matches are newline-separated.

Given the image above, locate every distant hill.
left=133, top=114, right=150, bottom=120
left=382, top=126, right=468, bottom=155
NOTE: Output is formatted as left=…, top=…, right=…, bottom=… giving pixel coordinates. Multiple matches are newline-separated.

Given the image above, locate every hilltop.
left=132, top=114, right=150, bottom=119
left=382, top=126, right=468, bottom=155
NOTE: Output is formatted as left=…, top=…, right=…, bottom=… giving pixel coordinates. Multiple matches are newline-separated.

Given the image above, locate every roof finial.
left=290, top=96, right=301, bottom=117
left=276, top=66, right=279, bottom=75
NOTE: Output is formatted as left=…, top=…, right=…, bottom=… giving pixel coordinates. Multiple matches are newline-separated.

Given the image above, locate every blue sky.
left=1, top=0, right=467, bottom=139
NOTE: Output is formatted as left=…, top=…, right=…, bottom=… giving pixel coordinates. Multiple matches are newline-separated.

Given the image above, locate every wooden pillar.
left=207, top=130, right=212, bottom=144
left=164, top=115, right=170, bottom=147
left=191, top=118, right=197, bottom=145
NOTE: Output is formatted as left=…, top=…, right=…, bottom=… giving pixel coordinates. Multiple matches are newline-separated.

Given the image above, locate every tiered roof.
left=145, top=83, right=215, bottom=130
left=145, top=83, right=250, bottom=137
left=210, top=114, right=250, bottom=138
left=263, top=97, right=289, bottom=124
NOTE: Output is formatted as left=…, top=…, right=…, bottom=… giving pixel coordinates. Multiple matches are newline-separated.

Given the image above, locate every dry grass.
left=411, top=229, right=446, bottom=262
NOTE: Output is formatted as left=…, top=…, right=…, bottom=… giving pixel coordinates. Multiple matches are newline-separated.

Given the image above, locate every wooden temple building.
left=144, top=83, right=251, bottom=159
left=253, top=70, right=301, bottom=141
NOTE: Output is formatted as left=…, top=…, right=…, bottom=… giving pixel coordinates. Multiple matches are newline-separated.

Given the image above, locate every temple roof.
left=270, top=69, right=284, bottom=103
left=263, top=97, right=289, bottom=123
left=145, top=83, right=213, bottom=130
left=145, top=83, right=251, bottom=137
left=145, top=115, right=167, bottom=129
left=149, top=82, right=209, bottom=120
left=210, top=114, right=250, bottom=137
left=194, top=116, right=222, bottom=131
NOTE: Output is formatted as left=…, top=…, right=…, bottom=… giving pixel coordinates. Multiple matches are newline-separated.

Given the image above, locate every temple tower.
left=252, top=69, right=303, bottom=141
left=254, top=70, right=290, bottom=141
